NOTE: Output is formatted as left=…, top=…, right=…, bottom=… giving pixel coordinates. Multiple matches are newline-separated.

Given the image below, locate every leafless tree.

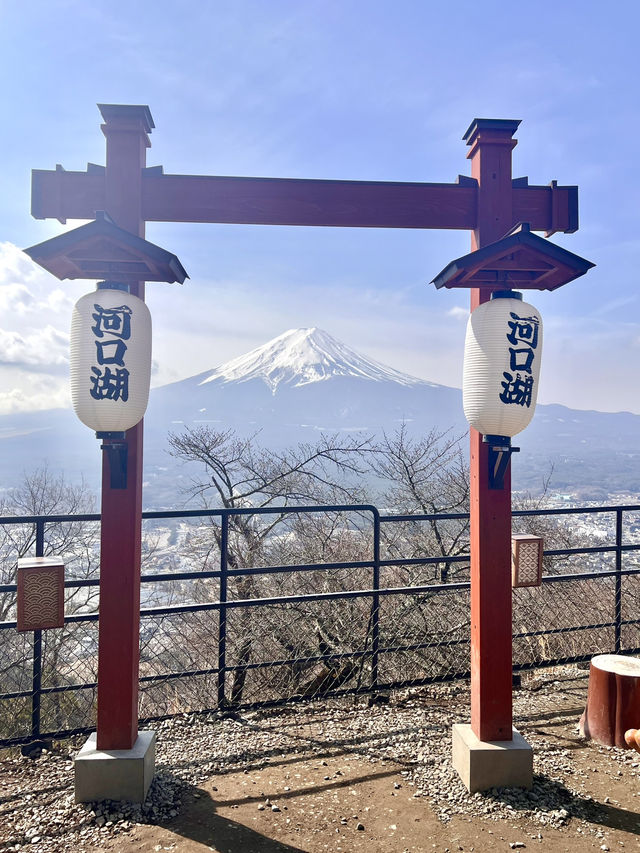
left=142, top=425, right=600, bottom=713
left=367, top=424, right=470, bottom=584
left=0, top=466, right=98, bottom=619
left=159, top=428, right=371, bottom=705
left=0, top=467, right=99, bottom=736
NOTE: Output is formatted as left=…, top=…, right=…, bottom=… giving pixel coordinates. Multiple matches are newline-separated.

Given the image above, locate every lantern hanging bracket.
left=483, top=435, right=520, bottom=490
left=98, top=432, right=128, bottom=490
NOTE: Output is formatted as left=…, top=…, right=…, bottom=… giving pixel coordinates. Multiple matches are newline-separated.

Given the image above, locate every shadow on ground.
left=488, top=773, right=640, bottom=837
left=148, top=764, right=402, bottom=853
left=162, top=788, right=307, bottom=853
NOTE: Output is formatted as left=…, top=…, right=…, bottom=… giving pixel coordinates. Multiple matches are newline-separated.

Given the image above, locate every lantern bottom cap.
left=482, top=434, right=513, bottom=446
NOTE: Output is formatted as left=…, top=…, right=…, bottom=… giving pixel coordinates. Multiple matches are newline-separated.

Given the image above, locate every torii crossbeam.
left=31, top=105, right=583, bottom=794
left=33, top=118, right=577, bottom=235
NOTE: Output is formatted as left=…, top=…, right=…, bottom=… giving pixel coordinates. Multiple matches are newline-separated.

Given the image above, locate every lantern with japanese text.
left=463, top=290, right=542, bottom=439
left=70, top=282, right=152, bottom=434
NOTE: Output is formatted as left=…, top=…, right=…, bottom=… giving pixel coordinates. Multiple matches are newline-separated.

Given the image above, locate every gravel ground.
left=1, top=668, right=639, bottom=852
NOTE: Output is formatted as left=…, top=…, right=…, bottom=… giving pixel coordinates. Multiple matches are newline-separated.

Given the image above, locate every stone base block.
left=452, top=723, right=533, bottom=793
left=74, top=730, right=156, bottom=803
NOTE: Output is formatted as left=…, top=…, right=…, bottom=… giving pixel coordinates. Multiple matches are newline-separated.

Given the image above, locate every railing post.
left=371, top=510, right=380, bottom=692
left=31, top=519, right=46, bottom=741
left=217, top=514, right=228, bottom=708
left=615, top=508, right=623, bottom=653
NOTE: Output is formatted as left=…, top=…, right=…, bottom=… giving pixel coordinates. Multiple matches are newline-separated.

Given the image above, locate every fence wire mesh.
left=1, top=503, right=639, bottom=746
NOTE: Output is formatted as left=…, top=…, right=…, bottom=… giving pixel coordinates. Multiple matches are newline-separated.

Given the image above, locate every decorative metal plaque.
left=17, top=558, right=65, bottom=631
left=511, top=534, right=543, bottom=588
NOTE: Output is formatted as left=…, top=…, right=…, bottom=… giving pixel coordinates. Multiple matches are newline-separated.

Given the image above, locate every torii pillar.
left=470, top=120, right=519, bottom=741
left=451, top=120, right=534, bottom=793
left=30, top=107, right=582, bottom=800
left=95, top=105, right=149, bottom=753
left=63, top=106, right=155, bottom=803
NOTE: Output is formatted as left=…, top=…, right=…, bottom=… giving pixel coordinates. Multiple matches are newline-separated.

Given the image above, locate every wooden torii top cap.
left=98, top=103, right=155, bottom=134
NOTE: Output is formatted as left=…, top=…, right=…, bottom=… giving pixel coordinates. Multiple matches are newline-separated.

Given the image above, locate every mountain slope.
left=195, top=327, right=431, bottom=391
left=146, top=328, right=462, bottom=449
left=0, top=327, right=639, bottom=504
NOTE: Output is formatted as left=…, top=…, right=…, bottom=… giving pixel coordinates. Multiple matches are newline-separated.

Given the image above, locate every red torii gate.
left=31, top=105, right=580, bottom=770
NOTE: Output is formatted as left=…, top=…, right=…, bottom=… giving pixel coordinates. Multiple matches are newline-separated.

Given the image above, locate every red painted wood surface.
left=580, top=655, right=640, bottom=748
left=31, top=168, right=105, bottom=224
left=467, top=120, right=517, bottom=742
left=96, top=429, right=143, bottom=750
left=95, top=105, right=150, bottom=751
left=31, top=168, right=578, bottom=234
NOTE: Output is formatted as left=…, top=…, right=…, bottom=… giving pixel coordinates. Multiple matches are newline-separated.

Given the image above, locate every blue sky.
left=1, top=0, right=639, bottom=415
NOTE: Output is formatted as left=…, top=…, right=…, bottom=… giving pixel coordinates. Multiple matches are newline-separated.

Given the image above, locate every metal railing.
left=1, top=502, right=639, bottom=747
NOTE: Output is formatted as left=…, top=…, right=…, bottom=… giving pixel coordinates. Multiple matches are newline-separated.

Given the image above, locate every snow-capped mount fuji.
left=196, top=327, right=430, bottom=392
left=145, top=327, right=463, bottom=454
left=143, top=328, right=640, bottom=501
left=0, top=328, right=462, bottom=503
left=3, top=326, right=640, bottom=505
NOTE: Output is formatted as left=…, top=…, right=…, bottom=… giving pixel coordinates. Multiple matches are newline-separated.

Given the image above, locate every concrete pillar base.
left=452, top=723, right=533, bottom=793
left=74, top=730, right=156, bottom=803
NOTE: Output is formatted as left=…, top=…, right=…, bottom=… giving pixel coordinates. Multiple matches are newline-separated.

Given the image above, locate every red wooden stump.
left=579, top=654, right=640, bottom=748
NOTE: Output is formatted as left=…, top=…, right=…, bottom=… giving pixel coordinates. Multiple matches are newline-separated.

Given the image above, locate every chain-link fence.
left=1, top=503, right=640, bottom=747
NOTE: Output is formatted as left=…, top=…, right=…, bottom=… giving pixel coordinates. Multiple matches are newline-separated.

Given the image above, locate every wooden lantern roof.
left=24, top=212, right=188, bottom=284
left=430, top=223, right=594, bottom=291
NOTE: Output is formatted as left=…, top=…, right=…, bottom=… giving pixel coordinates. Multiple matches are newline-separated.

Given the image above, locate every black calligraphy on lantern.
left=89, top=366, right=130, bottom=401
left=508, top=347, right=535, bottom=373
left=506, top=312, right=539, bottom=350
left=499, top=372, right=534, bottom=407
left=89, top=301, right=133, bottom=402
left=91, top=304, right=132, bottom=340
left=95, top=338, right=127, bottom=366
left=499, top=311, right=539, bottom=407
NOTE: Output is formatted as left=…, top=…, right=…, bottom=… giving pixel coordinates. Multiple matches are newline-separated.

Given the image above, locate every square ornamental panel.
left=17, top=557, right=65, bottom=631
left=511, top=534, right=543, bottom=588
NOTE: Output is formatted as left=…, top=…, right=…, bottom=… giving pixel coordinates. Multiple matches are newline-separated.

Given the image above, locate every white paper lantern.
left=463, top=291, right=542, bottom=438
left=70, top=284, right=152, bottom=433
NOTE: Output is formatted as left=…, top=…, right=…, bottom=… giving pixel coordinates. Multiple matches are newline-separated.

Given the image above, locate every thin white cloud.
left=0, top=282, right=35, bottom=315
left=447, top=306, right=468, bottom=321
left=42, top=288, right=74, bottom=313
left=0, top=376, right=70, bottom=415
left=0, top=244, right=79, bottom=386
left=0, top=242, right=41, bottom=287
left=0, top=326, right=69, bottom=369
left=594, top=295, right=638, bottom=316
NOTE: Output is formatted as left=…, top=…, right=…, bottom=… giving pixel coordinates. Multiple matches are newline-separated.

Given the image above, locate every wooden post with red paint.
left=466, top=119, right=520, bottom=743
left=95, top=104, right=152, bottom=750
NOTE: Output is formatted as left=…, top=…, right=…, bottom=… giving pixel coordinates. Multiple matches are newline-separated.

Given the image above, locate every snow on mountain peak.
left=198, top=327, right=428, bottom=392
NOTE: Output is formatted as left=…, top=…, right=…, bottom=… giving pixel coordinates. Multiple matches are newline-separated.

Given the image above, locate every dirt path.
left=3, top=677, right=640, bottom=853
left=100, top=734, right=640, bottom=853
